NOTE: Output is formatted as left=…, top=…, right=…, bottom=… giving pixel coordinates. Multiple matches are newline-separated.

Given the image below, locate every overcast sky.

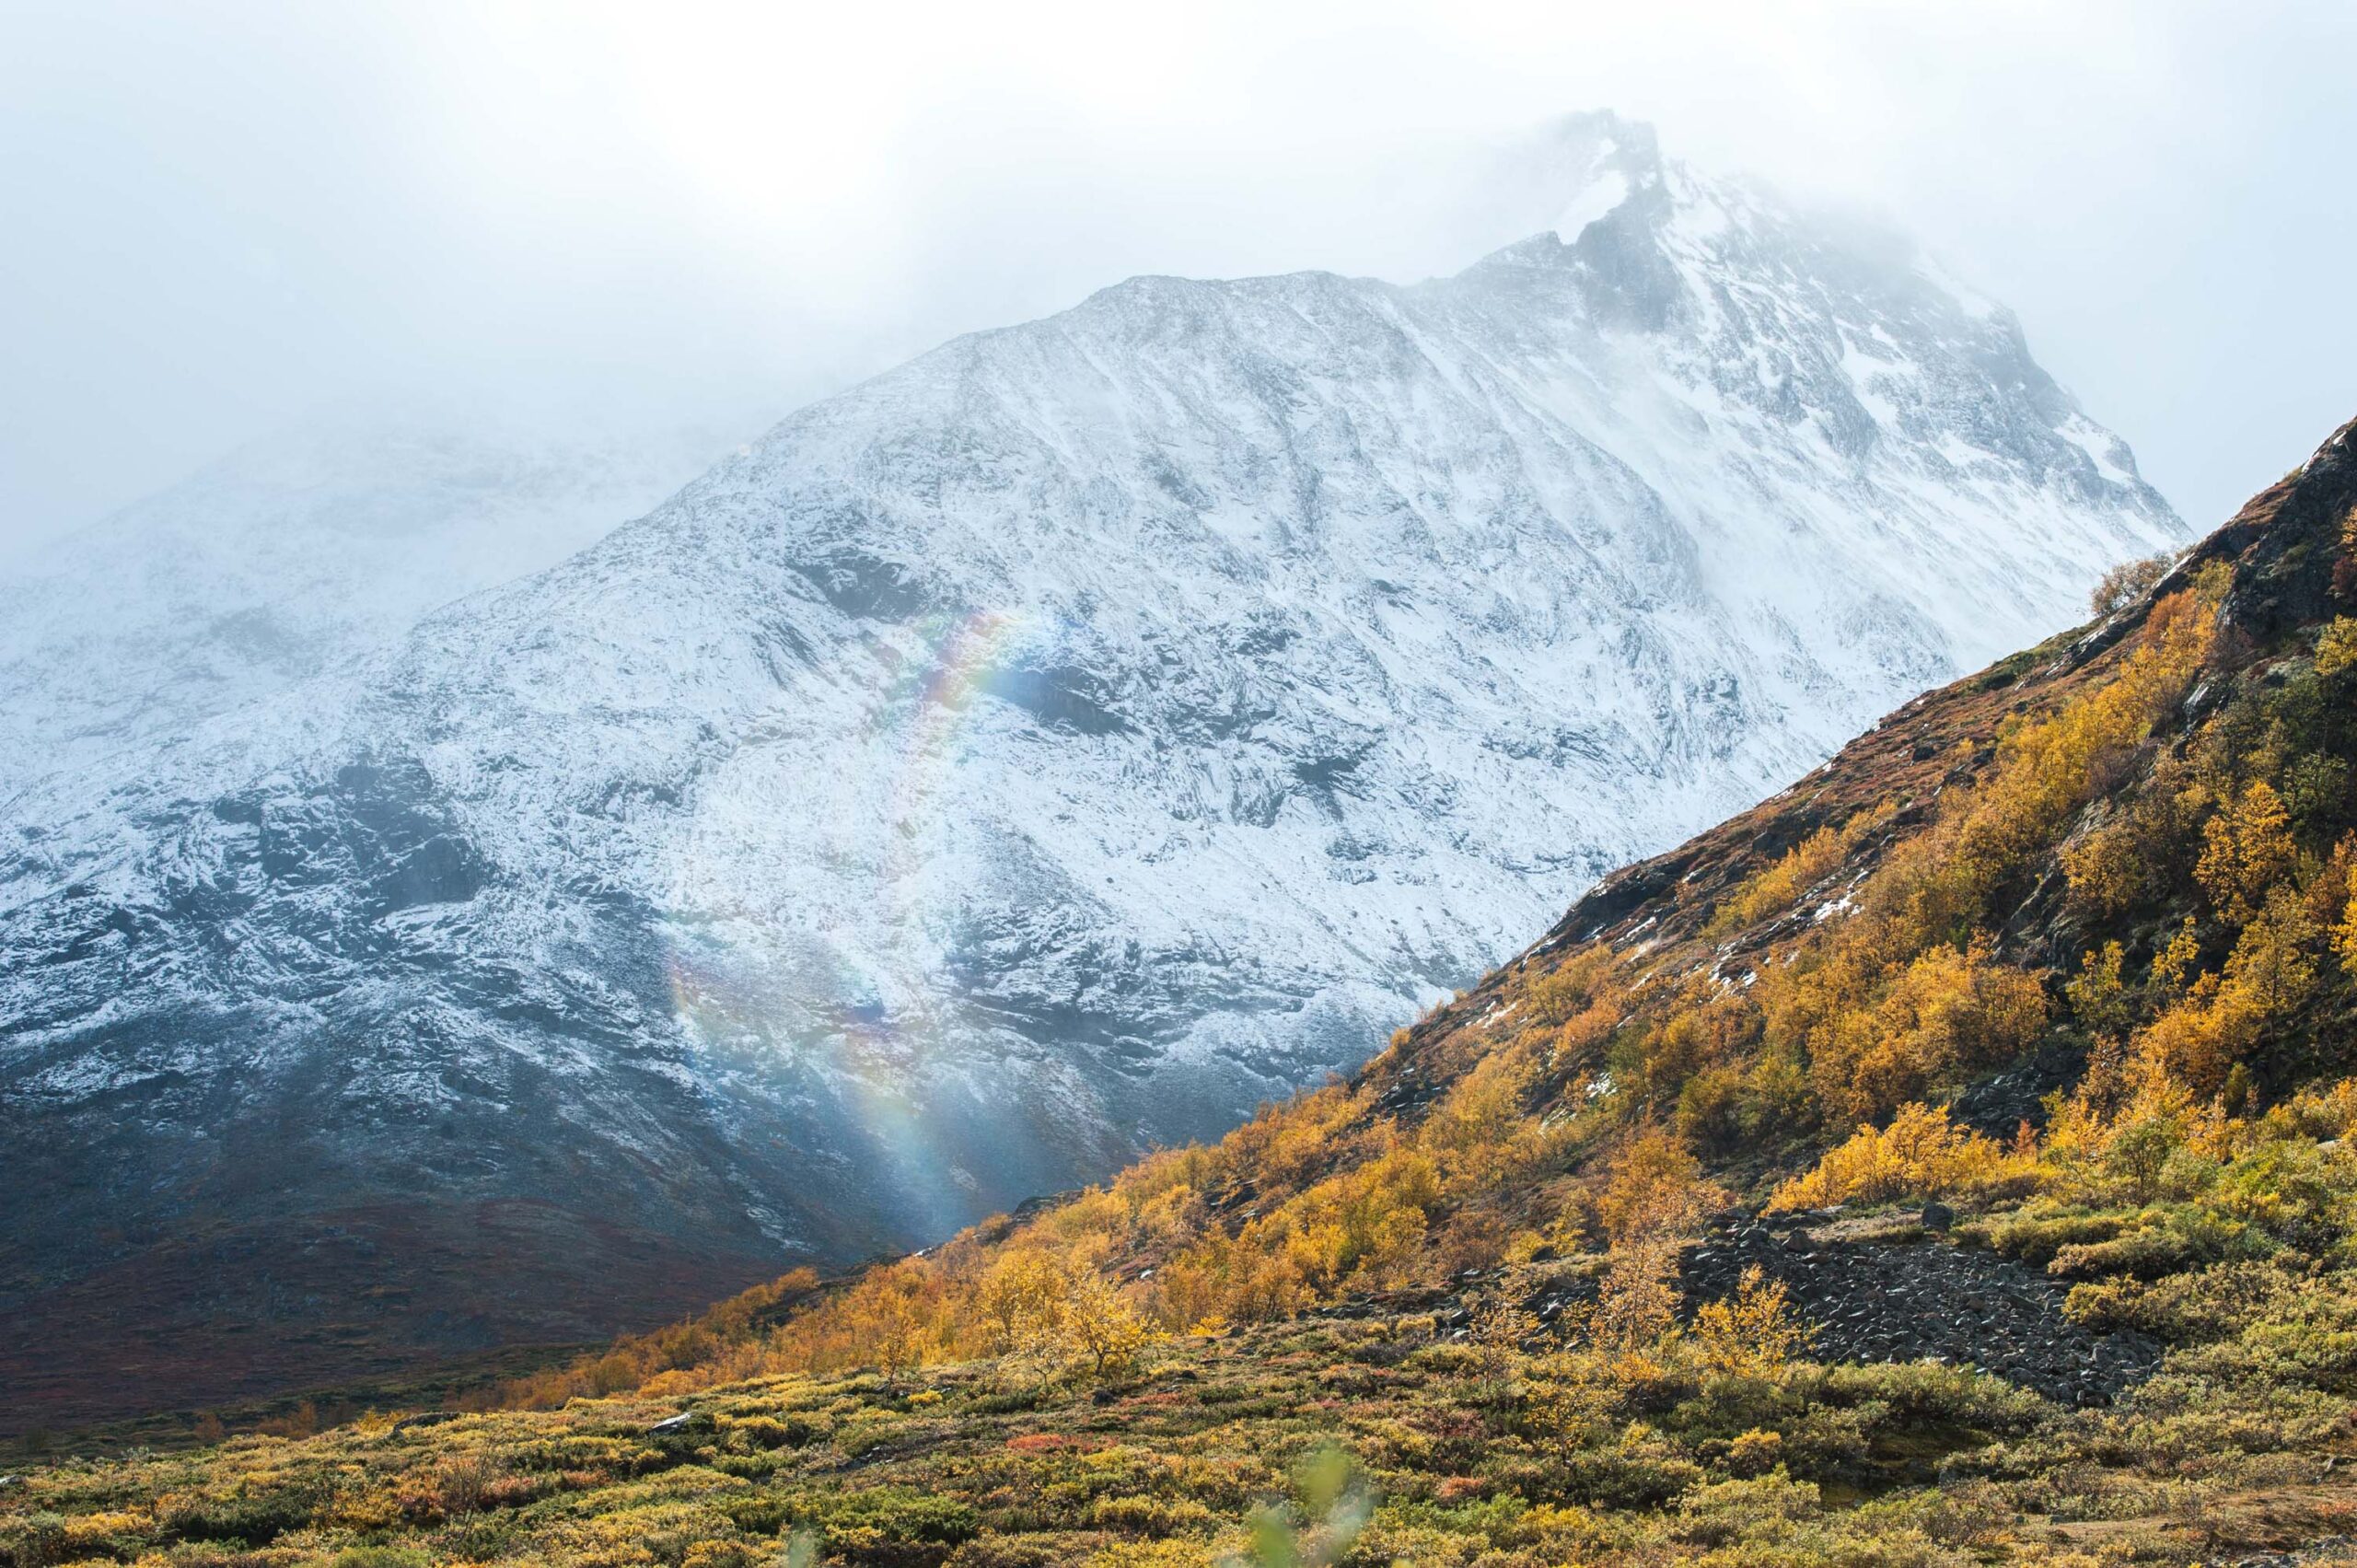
left=5, top=0, right=2352, bottom=556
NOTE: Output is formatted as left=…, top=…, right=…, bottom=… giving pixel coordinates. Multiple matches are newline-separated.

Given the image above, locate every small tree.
left=2198, top=781, right=2296, bottom=927
left=2103, top=1113, right=2183, bottom=1202
left=1596, top=1127, right=1723, bottom=1246
left=1689, top=1265, right=1811, bottom=1379
left=1054, top=1266, right=1154, bottom=1380
left=1470, top=1293, right=1540, bottom=1389
left=2065, top=942, right=2135, bottom=1044
left=853, top=1260, right=936, bottom=1386
left=2088, top=553, right=2173, bottom=619
left=985, top=1251, right=1155, bottom=1383
left=974, top=1249, right=1062, bottom=1355
left=1585, top=1242, right=1679, bottom=1365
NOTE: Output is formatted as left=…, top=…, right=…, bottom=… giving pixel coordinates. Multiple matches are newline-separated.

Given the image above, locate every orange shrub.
left=1596, top=1126, right=1724, bottom=1245
left=1708, top=802, right=1897, bottom=937
left=1767, top=1102, right=2028, bottom=1211
left=1797, top=937, right=2045, bottom=1123
left=2197, top=781, right=2297, bottom=925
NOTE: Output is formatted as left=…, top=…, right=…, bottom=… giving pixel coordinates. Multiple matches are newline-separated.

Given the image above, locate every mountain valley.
left=0, top=115, right=2185, bottom=1430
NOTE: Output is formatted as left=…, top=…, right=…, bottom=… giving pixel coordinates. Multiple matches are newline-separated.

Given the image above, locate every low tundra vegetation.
left=6, top=1146, right=2355, bottom=1568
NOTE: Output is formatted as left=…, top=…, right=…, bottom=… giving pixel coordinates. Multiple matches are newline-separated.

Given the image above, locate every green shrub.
left=803, top=1487, right=982, bottom=1561
left=2049, top=1205, right=2259, bottom=1279
left=1964, top=1204, right=2132, bottom=1265
left=1670, top=1471, right=1822, bottom=1547
left=157, top=1474, right=334, bottom=1545
left=1535, top=1425, right=1704, bottom=1509
left=2065, top=1260, right=2295, bottom=1342
left=1085, top=1493, right=1216, bottom=1538
left=331, top=1549, right=431, bottom=1568
left=1, top=1513, right=67, bottom=1568
left=2233, top=1283, right=2357, bottom=1393
left=1809, top=1360, right=2046, bottom=1434
left=2214, top=1140, right=2354, bottom=1251
left=724, top=1412, right=817, bottom=1449
left=943, top=1538, right=1068, bottom=1568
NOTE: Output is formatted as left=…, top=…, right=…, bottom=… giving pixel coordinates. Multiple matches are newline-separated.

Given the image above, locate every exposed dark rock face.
left=1950, top=1040, right=2084, bottom=1137
left=1679, top=1216, right=2161, bottom=1406
left=2227, top=1539, right=2357, bottom=1568
left=1298, top=1214, right=2161, bottom=1408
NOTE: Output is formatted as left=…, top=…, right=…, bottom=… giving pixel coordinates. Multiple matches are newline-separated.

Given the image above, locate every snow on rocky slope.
left=0, top=114, right=2182, bottom=1409
left=0, top=412, right=737, bottom=799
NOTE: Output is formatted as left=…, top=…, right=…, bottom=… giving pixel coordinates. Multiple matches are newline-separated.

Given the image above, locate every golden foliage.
left=1420, top=1041, right=1538, bottom=1160
left=1595, top=1126, right=1724, bottom=1246
left=2316, top=616, right=2357, bottom=678
left=2150, top=917, right=2204, bottom=998
left=2066, top=942, right=2134, bottom=1044
left=2197, top=780, right=2298, bottom=925
left=1524, top=947, right=1617, bottom=1028
left=1708, top=802, right=1897, bottom=937
left=1808, top=937, right=2046, bottom=1122
left=2133, top=885, right=2320, bottom=1096
left=1044, top=1264, right=1157, bottom=1379
left=2340, top=886, right=2357, bottom=981
left=1689, top=1264, right=1812, bottom=1379
left=974, top=1249, right=1065, bottom=1355
left=1585, top=1243, right=1681, bottom=1365
left=1145, top=1137, right=1442, bottom=1328
left=1220, top=1086, right=1370, bottom=1193
left=503, top=1267, right=826, bottom=1407
left=1711, top=828, right=1840, bottom=936
left=2062, top=753, right=2206, bottom=920
left=1872, top=578, right=2218, bottom=949
left=1767, top=1102, right=2029, bottom=1212
left=2225, top=884, right=2322, bottom=1014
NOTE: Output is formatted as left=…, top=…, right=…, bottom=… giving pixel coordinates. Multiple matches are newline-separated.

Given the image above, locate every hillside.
left=9, top=423, right=2355, bottom=1562
left=0, top=112, right=2182, bottom=1431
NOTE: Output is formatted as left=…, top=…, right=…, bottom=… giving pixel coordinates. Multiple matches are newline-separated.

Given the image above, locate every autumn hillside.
left=535, top=412, right=2357, bottom=1392
left=11, top=419, right=2357, bottom=1566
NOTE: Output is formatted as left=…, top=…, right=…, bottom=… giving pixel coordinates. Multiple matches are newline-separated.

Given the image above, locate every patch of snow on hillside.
left=2061, top=413, right=2138, bottom=485
left=1554, top=168, right=1630, bottom=241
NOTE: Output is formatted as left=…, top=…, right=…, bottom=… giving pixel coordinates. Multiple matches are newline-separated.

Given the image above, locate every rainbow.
left=661, top=605, right=1054, bottom=1237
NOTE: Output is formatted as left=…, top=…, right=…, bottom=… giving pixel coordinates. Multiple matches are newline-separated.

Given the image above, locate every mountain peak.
left=1535, top=110, right=1666, bottom=243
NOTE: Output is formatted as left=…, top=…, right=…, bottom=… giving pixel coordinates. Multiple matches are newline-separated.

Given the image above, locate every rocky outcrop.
left=1295, top=1210, right=2161, bottom=1407
left=1679, top=1213, right=2161, bottom=1406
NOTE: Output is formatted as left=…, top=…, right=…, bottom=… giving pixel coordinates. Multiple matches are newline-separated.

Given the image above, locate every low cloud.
left=4, top=0, right=2351, bottom=552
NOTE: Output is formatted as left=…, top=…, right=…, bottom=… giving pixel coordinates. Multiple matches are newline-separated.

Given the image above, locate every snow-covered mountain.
left=0, top=413, right=739, bottom=799
left=0, top=114, right=2181, bottom=1404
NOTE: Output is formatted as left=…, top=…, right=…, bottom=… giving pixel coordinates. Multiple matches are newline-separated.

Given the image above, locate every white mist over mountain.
left=0, top=407, right=750, bottom=796
left=5, top=1, right=2354, bottom=553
